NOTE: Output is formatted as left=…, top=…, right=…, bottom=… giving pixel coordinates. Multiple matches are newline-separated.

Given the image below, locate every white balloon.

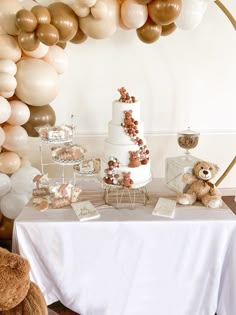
left=0, top=192, right=28, bottom=219
left=0, top=73, right=17, bottom=92
left=175, top=0, right=212, bottom=30
left=0, top=59, right=17, bottom=75
left=10, top=166, right=40, bottom=194
left=0, top=90, right=15, bottom=98
left=0, top=173, right=11, bottom=197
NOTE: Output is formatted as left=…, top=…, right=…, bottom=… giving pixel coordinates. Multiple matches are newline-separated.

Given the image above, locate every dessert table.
left=12, top=180, right=236, bottom=315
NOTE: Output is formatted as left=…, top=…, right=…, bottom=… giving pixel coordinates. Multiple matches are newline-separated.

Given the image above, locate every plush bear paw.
left=207, top=199, right=222, bottom=209
left=177, top=195, right=191, bottom=205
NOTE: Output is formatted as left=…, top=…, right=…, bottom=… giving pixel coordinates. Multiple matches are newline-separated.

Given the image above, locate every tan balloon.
left=0, top=151, right=21, bottom=174
left=22, top=104, right=56, bottom=137
left=80, top=0, right=120, bottom=39
left=2, top=124, right=28, bottom=151
left=0, top=35, right=22, bottom=63
left=136, top=17, right=162, bottom=43
left=70, top=26, right=87, bottom=44
left=15, top=58, right=59, bottom=106
left=18, top=31, right=40, bottom=51
left=48, top=2, right=79, bottom=42
left=0, top=0, right=22, bottom=35
left=161, top=22, right=176, bottom=36
left=148, top=0, right=182, bottom=25
left=36, top=23, right=59, bottom=46
left=31, top=5, right=51, bottom=24
left=16, top=9, right=38, bottom=32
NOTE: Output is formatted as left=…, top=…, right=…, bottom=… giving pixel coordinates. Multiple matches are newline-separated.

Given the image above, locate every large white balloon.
left=175, top=0, right=212, bottom=30
left=10, top=166, right=40, bottom=194
left=15, top=58, right=59, bottom=106
left=0, top=192, right=29, bottom=219
left=0, top=173, right=11, bottom=197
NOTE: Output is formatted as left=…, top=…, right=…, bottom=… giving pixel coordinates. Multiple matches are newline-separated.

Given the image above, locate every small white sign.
left=152, top=198, right=176, bottom=218
left=72, top=200, right=100, bottom=221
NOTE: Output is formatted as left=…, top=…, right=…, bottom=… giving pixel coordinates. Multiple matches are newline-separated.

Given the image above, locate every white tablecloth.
left=12, top=184, right=236, bottom=315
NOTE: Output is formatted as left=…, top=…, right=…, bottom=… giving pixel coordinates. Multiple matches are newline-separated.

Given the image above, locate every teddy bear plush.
left=120, top=172, right=133, bottom=188
left=177, top=160, right=223, bottom=208
left=0, top=247, right=48, bottom=315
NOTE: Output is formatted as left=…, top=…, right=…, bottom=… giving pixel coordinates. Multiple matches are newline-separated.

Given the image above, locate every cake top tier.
left=117, top=87, right=136, bottom=103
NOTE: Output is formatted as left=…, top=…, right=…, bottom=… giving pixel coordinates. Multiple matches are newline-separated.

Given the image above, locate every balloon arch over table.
left=0, top=0, right=235, bottom=225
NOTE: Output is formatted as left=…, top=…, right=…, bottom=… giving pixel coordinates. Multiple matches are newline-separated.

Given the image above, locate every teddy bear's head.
left=193, top=160, right=219, bottom=181
left=0, top=247, right=31, bottom=311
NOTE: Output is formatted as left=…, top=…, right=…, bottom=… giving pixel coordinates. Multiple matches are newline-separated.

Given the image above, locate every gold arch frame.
left=215, top=0, right=236, bottom=30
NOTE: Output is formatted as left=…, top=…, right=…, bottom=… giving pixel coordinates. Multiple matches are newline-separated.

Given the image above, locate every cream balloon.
left=0, top=127, right=6, bottom=146
left=0, top=90, right=15, bottom=98
left=0, top=0, right=23, bottom=35
left=175, top=0, right=211, bottom=30
left=42, top=45, right=68, bottom=75
left=2, top=124, right=28, bottom=151
left=0, top=73, right=17, bottom=93
left=20, top=0, right=38, bottom=10
left=79, top=0, right=97, bottom=7
left=0, top=60, right=17, bottom=75
left=23, top=41, right=49, bottom=58
left=80, top=0, right=120, bottom=39
left=0, top=97, right=11, bottom=124
left=121, top=0, right=148, bottom=29
left=0, top=35, right=22, bottom=62
left=0, top=152, right=21, bottom=174
left=7, top=100, right=30, bottom=126
left=15, top=58, right=59, bottom=106
left=91, top=1, right=108, bottom=19
left=70, top=3, right=90, bottom=17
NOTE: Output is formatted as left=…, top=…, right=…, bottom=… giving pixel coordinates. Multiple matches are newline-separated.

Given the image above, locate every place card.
left=152, top=197, right=176, bottom=218
left=71, top=200, right=100, bottom=221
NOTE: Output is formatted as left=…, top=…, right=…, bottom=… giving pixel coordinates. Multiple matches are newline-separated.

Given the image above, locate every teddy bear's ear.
left=211, top=163, right=219, bottom=173
left=194, top=161, right=202, bottom=167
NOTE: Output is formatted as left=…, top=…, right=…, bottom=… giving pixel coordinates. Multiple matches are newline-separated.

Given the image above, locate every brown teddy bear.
left=0, top=247, right=48, bottom=315
left=128, top=151, right=140, bottom=168
left=120, top=172, right=133, bottom=188
left=177, top=160, right=222, bottom=208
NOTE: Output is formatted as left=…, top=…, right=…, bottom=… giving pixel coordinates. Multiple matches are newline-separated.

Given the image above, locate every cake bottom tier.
left=99, top=159, right=152, bottom=189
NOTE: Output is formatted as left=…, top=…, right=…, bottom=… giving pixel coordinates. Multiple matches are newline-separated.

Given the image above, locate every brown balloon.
left=57, top=42, right=67, bottom=49
left=48, top=3, right=79, bottom=42
left=31, top=5, right=51, bottom=24
left=136, top=17, right=162, bottom=44
left=161, top=22, right=176, bottom=36
left=148, top=0, right=182, bottom=25
left=137, top=0, right=152, bottom=3
left=18, top=31, right=40, bottom=51
left=0, top=213, right=14, bottom=241
left=16, top=9, right=38, bottom=32
left=22, top=104, right=56, bottom=137
left=36, top=23, right=59, bottom=46
left=70, top=26, right=87, bottom=44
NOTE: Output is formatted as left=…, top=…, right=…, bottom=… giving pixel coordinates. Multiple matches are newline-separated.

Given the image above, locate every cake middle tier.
left=104, top=139, right=147, bottom=165
left=107, top=121, right=144, bottom=145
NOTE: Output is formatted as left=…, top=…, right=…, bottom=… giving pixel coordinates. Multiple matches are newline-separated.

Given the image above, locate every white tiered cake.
left=99, top=88, right=152, bottom=189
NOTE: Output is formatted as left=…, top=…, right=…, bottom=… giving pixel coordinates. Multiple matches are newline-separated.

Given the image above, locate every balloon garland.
left=0, top=0, right=235, bottom=224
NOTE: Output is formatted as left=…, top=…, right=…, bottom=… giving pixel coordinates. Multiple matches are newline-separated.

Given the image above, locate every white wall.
left=29, top=1, right=236, bottom=188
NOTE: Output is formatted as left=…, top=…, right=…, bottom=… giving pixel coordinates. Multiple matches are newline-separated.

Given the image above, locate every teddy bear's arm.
left=182, top=173, right=198, bottom=184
